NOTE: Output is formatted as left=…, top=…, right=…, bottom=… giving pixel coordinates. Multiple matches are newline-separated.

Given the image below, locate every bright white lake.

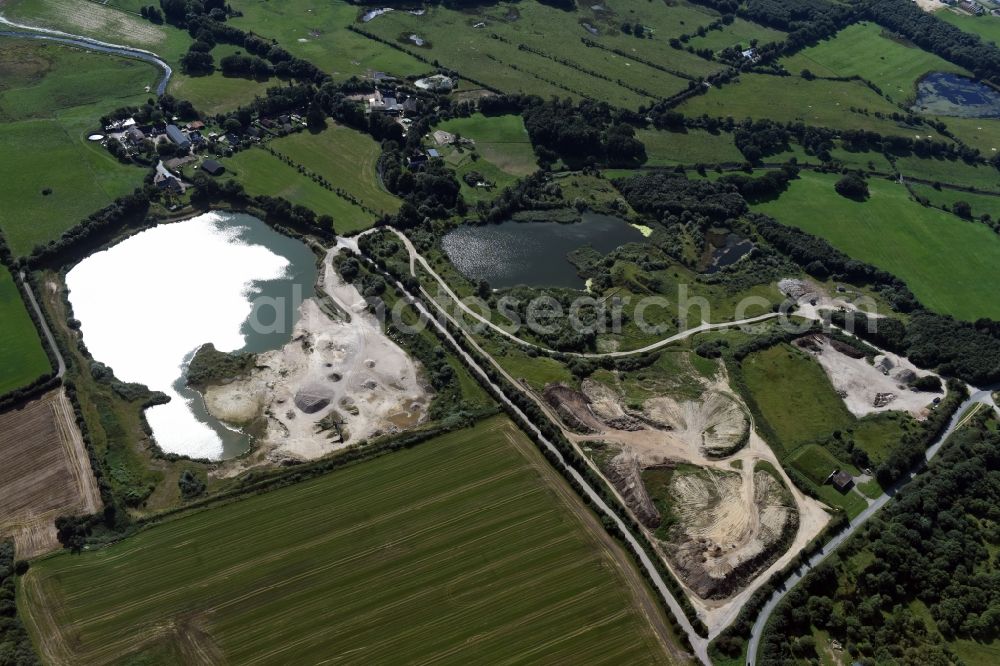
left=66, top=212, right=315, bottom=459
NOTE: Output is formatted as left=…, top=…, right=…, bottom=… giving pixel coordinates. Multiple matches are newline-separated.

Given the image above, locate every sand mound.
left=642, top=392, right=749, bottom=457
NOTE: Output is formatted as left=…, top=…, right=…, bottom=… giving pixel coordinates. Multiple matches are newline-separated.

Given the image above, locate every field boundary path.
left=19, top=270, right=65, bottom=378
left=746, top=383, right=1000, bottom=663
left=0, top=16, right=171, bottom=95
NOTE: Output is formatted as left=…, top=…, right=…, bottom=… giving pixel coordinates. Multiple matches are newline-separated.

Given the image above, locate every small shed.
left=202, top=159, right=225, bottom=176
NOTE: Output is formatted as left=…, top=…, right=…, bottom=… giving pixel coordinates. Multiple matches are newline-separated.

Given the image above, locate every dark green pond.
left=442, top=212, right=643, bottom=289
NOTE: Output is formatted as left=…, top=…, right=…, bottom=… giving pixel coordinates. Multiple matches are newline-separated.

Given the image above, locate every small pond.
left=702, top=231, right=754, bottom=274
left=442, top=211, right=643, bottom=289
left=66, top=212, right=317, bottom=460
left=911, top=72, right=1000, bottom=118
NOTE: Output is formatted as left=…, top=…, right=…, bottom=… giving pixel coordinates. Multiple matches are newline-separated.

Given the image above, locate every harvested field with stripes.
left=0, top=388, right=101, bottom=558
left=19, top=416, right=688, bottom=665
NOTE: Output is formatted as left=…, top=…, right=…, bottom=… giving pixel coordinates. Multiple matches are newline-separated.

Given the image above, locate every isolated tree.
left=952, top=200, right=973, bottom=219
left=834, top=173, right=868, bottom=200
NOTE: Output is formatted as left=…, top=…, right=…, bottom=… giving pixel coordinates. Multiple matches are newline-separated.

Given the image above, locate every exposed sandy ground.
left=795, top=334, right=941, bottom=419
left=0, top=389, right=102, bottom=558
left=779, top=278, right=883, bottom=321
left=666, top=467, right=795, bottom=599
left=210, top=251, right=429, bottom=476
left=543, top=365, right=829, bottom=629
left=915, top=0, right=948, bottom=12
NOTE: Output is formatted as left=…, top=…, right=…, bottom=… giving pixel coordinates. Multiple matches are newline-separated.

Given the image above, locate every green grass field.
left=3, top=0, right=192, bottom=61
left=637, top=128, right=743, bottom=166
left=0, top=266, right=51, bottom=394
left=737, top=344, right=909, bottom=517
left=895, top=154, right=1000, bottom=192
left=686, top=17, right=786, bottom=53
left=19, top=416, right=677, bottom=665
left=363, top=0, right=708, bottom=107
left=221, top=146, right=377, bottom=233
left=0, top=39, right=154, bottom=255
left=939, top=116, right=1000, bottom=154
left=680, top=73, right=922, bottom=137
left=267, top=124, right=401, bottom=216
left=909, top=182, right=1000, bottom=221
left=754, top=171, right=1000, bottom=321
left=937, top=9, right=1000, bottom=46
left=780, top=22, right=969, bottom=103
left=436, top=113, right=536, bottom=176
left=228, top=0, right=429, bottom=80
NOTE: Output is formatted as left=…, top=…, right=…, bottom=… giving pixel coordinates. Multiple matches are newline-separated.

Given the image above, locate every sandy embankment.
left=208, top=251, right=430, bottom=473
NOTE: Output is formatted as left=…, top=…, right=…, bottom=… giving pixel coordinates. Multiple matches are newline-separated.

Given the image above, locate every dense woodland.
left=759, top=416, right=1000, bottom=664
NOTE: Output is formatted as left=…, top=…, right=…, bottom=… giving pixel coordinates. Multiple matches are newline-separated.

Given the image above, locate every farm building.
left=165, top=124, right=191, bottom=150
left=202, top=160, right=225, bottom=176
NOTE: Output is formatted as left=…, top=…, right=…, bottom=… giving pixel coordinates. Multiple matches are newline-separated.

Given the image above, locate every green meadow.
left=19, top=416, right=676, bottom=665
left=637, top=128, right=743, bottom=166
left=0, top=267, right=51, bottom=395
left=363, top=0, right=708, bottom=107
left=686, top=17, right=786, bottom=53
left=228, top=0, right=429, bottom=80
left=268, top=124, right=402, bottom=215
left=680, top=73, right=921, bottom=137
left=780, top=22, right=969, bottom=102
left=0, top=38, right=155, bottom=256
left=754, top=171, right=1000, bottom=321
left=221, top=146, right=377, bottom=234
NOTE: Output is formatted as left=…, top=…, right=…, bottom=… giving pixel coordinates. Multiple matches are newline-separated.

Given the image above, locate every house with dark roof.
left=202, top=159, right=225, bottom=176
left=827, top=470, right=854, bottom=493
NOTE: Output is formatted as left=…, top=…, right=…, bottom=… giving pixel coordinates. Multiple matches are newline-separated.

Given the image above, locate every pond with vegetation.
left=911, top=72, right=1000, bottom=118
left=442, top=211, right=643, bottom=289
left=66, top=212, right=316, bottom=460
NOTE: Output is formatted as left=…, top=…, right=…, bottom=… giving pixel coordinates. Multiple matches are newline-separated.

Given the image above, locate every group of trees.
left=613, top=172, right=748, bottom=222
left=522, top=98, right=645, bottom=168
left=760, top=418, right=1000, bottom=663
left=0, top=541, right=36, bottom=666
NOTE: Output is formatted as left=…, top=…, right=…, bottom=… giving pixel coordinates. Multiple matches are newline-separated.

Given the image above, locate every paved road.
left=18, top=271, right=66, bottom=379
left=0, top=16, right=172, bottom=95
left=746, top=385, right=1000, bottom=663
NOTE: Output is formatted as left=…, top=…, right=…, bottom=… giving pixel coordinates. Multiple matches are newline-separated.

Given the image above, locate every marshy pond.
left=911, top=72, right=1000, bottom=118
left=66, top=212, right=316, bottom=460
left=442, top=212, right=643, bottom=289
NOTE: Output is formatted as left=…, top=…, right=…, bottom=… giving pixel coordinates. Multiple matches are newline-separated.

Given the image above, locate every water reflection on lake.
left=442, top=212, right=643, bottom=289
left=911, top=72, right=1000, bottom=118
left=66, top=212, right=316, bottom=460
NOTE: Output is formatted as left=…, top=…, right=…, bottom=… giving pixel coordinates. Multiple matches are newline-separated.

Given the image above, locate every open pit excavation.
left=201, top=250, right=430, bottom=474
left=544, top=362, right=829, bottom=630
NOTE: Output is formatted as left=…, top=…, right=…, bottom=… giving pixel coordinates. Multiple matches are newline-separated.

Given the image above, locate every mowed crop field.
left=781, top=22, right=969, bottom=103
left=0, top=266, right=51, bottom=394
left=0, top=388, right=101, bottom=558
left=754, top=171, right=1000, bottom=321
left=221, top=147, right=377, bottom=234
left=679, top=73, right=919, bottom=137
left=268, top=124, right=401, bottom=215
left=20, top=416, right=680, bottom=665
left=363, top=0, right=717, bottom=108
left=0, top=38, right=154, bottom=255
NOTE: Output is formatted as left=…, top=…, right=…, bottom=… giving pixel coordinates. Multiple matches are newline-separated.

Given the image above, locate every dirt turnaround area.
left=207, top=250, right=430, bottom=474
left=0, top=388, right=102, bottom=558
